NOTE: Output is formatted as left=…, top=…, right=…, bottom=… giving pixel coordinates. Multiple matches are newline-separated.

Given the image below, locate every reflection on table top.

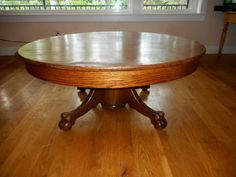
left=18, top=31, right=206, bottom=70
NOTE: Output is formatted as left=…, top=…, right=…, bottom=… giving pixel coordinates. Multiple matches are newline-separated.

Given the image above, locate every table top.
left=18, top=31, right=206, bottom=88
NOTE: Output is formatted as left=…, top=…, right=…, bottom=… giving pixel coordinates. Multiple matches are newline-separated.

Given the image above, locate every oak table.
left=18, top=32, right=206, bottom=131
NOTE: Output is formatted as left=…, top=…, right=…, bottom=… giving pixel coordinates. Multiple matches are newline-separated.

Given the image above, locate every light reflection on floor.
left=0, top=89, right=11, bottom=110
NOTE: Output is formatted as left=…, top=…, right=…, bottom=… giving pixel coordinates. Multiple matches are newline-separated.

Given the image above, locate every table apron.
left=24, top=59, right=199, bottom=88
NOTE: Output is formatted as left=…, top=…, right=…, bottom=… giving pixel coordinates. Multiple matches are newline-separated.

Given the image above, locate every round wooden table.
left=18, top=31, right=206, bottom=131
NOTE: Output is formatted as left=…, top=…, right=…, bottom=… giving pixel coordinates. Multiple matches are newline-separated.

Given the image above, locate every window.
left=143, top=0, right=190, bottom=10
left=0, top=0, right=208, bottom=22
left=0, top=0, right=193, bottom=11
left=0, top=0, right=129, bottom=11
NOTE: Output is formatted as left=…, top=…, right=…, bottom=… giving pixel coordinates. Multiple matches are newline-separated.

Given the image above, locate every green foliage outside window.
left=224, top=0, right=236, bottom=4
left=0, top=0, right=182, bottom=6
left=144, top=0, right=181, bottom=5
left=0, top=0, right=187, bottom=11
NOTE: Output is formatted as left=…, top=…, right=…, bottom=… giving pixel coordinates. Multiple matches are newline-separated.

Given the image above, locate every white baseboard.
left=0, top=47, right=19, bottom=56
left=206, top=45, right=236, bottom=54
left=0, top=45, right=236, bottom=56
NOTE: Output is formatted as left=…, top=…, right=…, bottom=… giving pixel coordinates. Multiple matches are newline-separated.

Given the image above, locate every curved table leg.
left=127, top=89, right=167, bottom=129
left=59, top=88, right=167, bottom=131
left=59, top=89, right=100, bottom=131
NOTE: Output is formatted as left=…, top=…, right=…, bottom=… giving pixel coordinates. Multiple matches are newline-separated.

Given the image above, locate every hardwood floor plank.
left=0, top=85, right=77, bottom=177
left=0, top=56, right=18, bottom=69
left=0, top=59, right=23, bottom=86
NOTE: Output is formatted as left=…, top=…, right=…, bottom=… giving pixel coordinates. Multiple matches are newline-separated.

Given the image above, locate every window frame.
left=0, top=0, right=208, bottom=22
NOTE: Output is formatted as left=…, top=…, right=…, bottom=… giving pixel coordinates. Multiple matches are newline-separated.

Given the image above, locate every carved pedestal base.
left=58, top=88, right=167, bottom=131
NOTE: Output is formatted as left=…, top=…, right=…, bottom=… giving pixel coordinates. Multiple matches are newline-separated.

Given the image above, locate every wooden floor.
left=0, top=55, right=236, bottom=177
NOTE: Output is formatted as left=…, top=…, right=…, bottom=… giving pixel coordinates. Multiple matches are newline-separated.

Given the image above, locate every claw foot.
left=154, top=111, right=167, bottom=129
left=58, top=112, right=74, bottom=131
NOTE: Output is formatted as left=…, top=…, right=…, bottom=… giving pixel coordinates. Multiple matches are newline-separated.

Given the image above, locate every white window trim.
left=0, top=0, right=208, bottom=22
